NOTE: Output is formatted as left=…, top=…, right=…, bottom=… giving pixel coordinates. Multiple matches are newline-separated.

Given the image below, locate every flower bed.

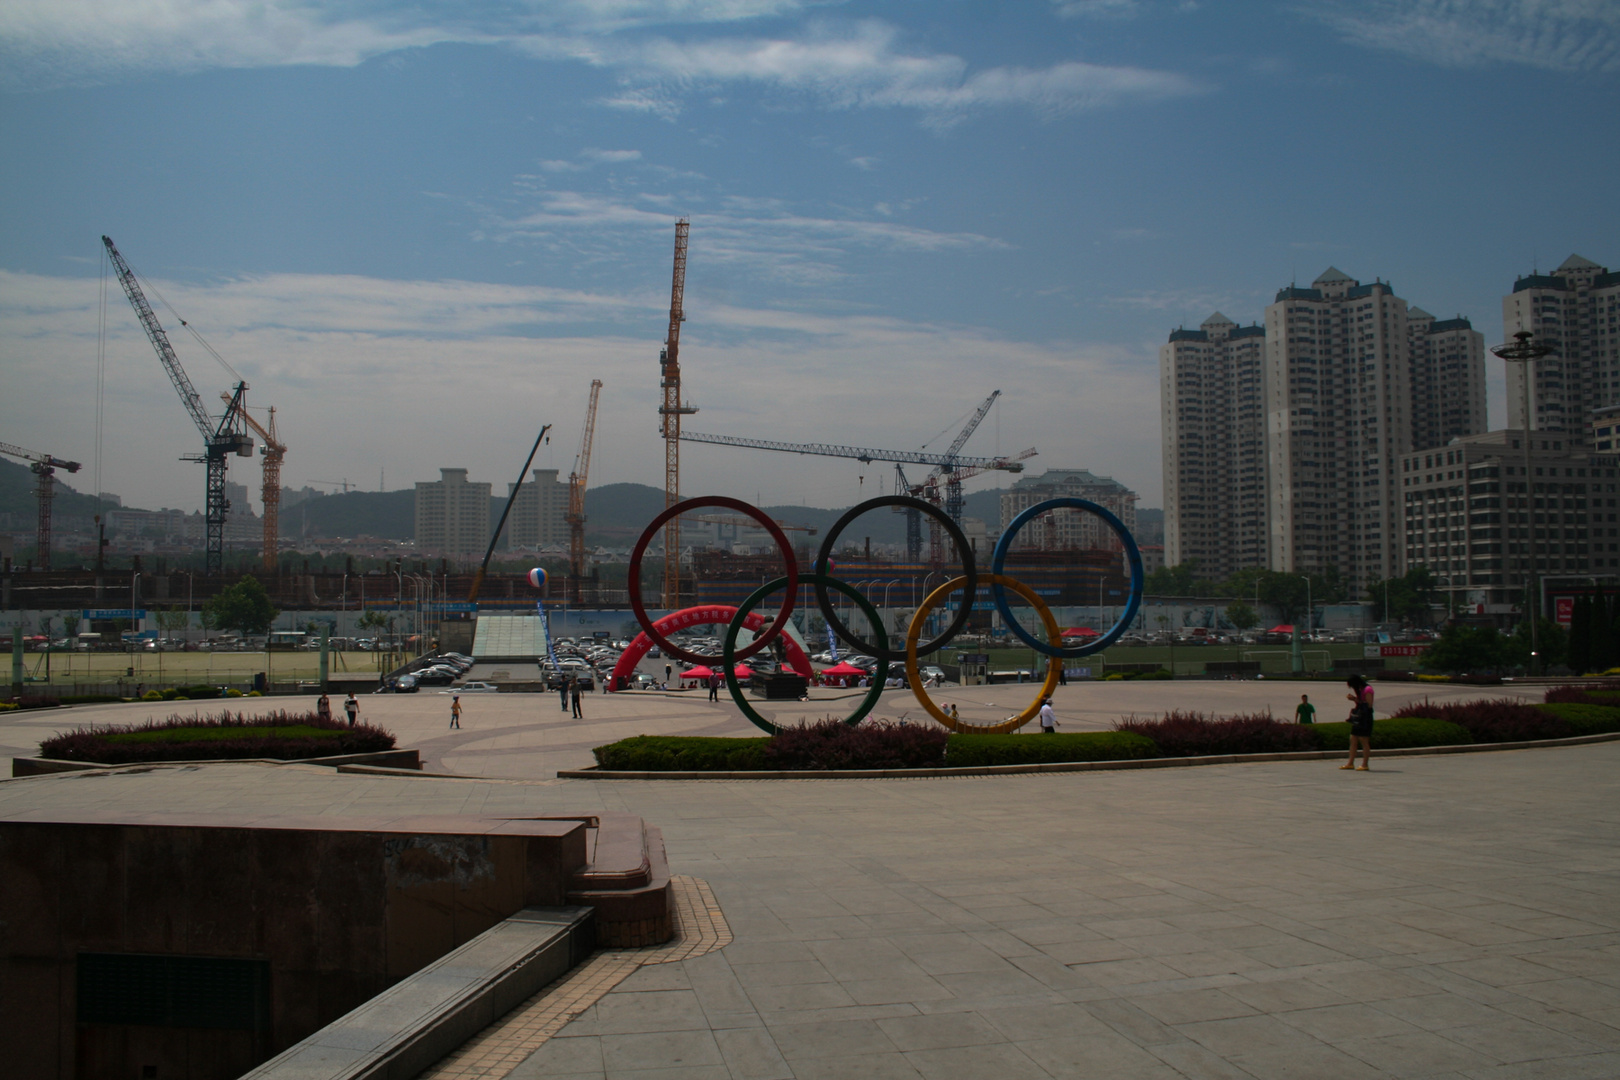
left=38, top=710, right=396, bottom=765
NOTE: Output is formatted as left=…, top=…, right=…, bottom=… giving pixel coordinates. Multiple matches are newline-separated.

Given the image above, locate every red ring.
left=627, top=496, right=799, bottom=666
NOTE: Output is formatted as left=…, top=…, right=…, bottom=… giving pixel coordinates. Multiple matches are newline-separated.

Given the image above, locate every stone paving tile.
left=902, top=1043, right=1052, bottom=1080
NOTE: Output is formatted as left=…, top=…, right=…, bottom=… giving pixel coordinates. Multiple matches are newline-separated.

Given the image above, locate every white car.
left=444, top=681, right=501, bottom=693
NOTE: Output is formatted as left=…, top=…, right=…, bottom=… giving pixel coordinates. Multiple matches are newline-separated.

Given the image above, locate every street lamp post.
left=1492, top=329, right=1556, bottom=674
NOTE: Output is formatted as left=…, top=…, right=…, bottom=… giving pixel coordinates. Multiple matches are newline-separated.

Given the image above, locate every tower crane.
left=222, top=393, right=288, bottom=572
left=658, top=220, right=697, bottom=608
left=567, top=379, right=602, bottom=605
left=679, top=428, right=1034, bottom=562
left=103, top=236, right=253, bottom=576
left=0, top=441, right=81, bottom=570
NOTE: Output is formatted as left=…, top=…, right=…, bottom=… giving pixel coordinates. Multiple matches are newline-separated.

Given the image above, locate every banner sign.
left=84, top=609, right=146, bottom=620
left=1365, top=644, right=1427, bottom=658
left=957, top=653, right=990, bottom=664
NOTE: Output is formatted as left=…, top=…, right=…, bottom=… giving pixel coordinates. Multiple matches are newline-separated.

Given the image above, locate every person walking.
left=1295, top=693, right=1316, bottom=725
left=570, top=677, right=584, bottom=718
left=1342, top=674, right=1374, bottom=770
left=708, top=672, right=720, bottom=702
left=450, top=695, right=462, bottom=729
left=317, top=692, right=332, bottom=723
left=1039, top=696, right=1057, bottom=733
left=558, top=676, right=569, bottom=712
left=343, top=693, right=358, bottom=728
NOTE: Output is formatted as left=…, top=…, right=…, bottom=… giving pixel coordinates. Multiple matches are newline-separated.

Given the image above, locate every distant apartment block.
left=999, top=469, right=1137, bottom=553
left=506, top=468, right=570, bottom=549
left=1399, top=431, right=1620, bottom=605
left=415, top=468, right=491, bottom=556
left=1504, top=255, right=1620, bottom=445
left=1162, top=268, right=1487, bottom=594
left=1160, top=313, right=1267, bottom=579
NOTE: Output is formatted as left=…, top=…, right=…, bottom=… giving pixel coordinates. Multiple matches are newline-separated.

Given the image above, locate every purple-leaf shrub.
left=1390, top=699, right=1570, bottom=743
left=763, top=719, right=948, bottom=770
left=1114, top=710, right=1321, bottom=757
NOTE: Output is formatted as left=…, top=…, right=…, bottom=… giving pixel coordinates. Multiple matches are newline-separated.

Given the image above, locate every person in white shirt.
left=1039, top=697, right=1057, bottom=733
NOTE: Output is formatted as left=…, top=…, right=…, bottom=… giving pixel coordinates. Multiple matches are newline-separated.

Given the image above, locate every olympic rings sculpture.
left=622, top=495, right=1146, bottom=734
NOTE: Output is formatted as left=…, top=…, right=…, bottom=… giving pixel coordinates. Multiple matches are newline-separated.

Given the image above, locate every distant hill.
left=281, top=489, right=416, bottom=540
left=0, top=457, right=107, bottom=518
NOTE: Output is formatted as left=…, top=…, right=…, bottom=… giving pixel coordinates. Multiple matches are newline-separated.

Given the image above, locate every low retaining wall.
left=559, top=730, right=1620, bottom=781
left=11, top=747, right=422, bottom=778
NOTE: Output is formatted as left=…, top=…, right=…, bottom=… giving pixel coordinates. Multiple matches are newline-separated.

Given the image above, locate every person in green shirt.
left=1295, top=693, right=1316, bottom=725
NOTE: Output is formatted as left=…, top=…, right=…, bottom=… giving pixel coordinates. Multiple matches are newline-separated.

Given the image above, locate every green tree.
left=156, top=606, right=190, bottom=635
left=63, top=613, right=79, bottom=636
left=1144, top=561, right=1207, bottom=597
left=201, top=576, right=279, bottom=637
left=1223, top=601, right=1258, bottom=632
left=1506, top=617, right=1567, bottom=671
left=1421, top=624, right=1512, bottom=673
left=1567, top=596, right=1594, bottom=674
left=1257, top=572, right=1309, bottom=623
left=356, top=610, right=395, bottom=639
left=1366, top=568, right=1439, bottom=626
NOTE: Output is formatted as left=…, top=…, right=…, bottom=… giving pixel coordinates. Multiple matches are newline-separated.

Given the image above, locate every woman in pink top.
left=1341, top=674, right=1374, bottom=771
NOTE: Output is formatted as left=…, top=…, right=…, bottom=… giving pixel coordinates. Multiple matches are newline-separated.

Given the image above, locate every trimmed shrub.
left=945, top=731, right=1157, bottom=767
left=226, top=688, right=245, bottom=698
left=9, top=695, right=61, bottom=710
left=1390, top=698, right=1571, bottom=742
left=142, top=690, right=164, bottom=702
left=1115, top=711, right=1321, bottom=757
left=1310, top=718, right=1471, bottom=752
left=593, top=735, right=768, bottom=771
left=38, top=709, right=396, bottom=764
left=763, top=720, right=948, bottom=770
left=1535, top=702, right=1620, bottom=736
left=1542, top=684, right=1620, bottom=705
left=0, top=702, right=16, bottom=712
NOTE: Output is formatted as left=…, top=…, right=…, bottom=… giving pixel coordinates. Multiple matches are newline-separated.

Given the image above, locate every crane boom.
left=941, top=390, right=999, bottom=463
left=103, top=235, right=251, bottom=574
left=0, top=442, right=81, bottom=571
left=680, top=430, right=1029, bottom=472
left=658, top=220, right=697, bottom=609
left=567, top=379, right=602, bottom=604
left=102, top=236, right=215, bottom=441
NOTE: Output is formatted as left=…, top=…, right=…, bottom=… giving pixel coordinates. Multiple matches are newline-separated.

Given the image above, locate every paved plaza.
left=3, top=681, right=1617, bottom=1078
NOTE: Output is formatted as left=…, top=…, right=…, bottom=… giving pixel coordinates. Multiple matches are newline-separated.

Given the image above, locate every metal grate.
left=77, top=953, right=270, bottom=1031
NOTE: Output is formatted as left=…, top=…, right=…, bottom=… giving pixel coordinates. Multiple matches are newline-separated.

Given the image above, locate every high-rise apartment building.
left=414, top=468, right=491, bottom=556
left=1162, top=268, right=1487, bottom=594
left=1000, top=469, right=1138, bottom=553
left=506, top=468, right=569, bottom=549
left=1504, top=255, right=1620, bottom=444
left=1160, top=313, right=1267, bottom=578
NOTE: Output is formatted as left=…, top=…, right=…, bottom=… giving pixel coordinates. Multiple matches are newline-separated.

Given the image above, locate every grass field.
left=16, top=648, right=396, bottom=689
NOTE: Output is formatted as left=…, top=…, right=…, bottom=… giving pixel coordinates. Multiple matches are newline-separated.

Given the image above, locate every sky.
left=2, top=0, right=1616, bottom=519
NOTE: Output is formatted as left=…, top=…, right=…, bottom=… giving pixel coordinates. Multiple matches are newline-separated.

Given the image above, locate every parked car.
left=445, top=681, right=500, bottom=693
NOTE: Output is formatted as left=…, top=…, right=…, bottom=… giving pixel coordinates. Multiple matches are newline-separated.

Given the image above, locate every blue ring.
left=990, top=497, right=1144, bottom=658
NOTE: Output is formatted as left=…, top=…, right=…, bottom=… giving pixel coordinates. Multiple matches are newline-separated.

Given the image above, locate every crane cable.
left=121, top=252, right=245, bottom=386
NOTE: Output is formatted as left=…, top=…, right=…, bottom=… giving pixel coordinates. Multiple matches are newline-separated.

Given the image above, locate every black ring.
left=812, top=495, right=976, bottom=662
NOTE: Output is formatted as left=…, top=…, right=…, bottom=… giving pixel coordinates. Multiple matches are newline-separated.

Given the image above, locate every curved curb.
left=557, top=729, right=1620, bottom=781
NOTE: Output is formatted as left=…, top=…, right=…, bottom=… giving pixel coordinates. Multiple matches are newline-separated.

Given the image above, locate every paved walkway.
left=4, top=730, right=1617, bottom=1079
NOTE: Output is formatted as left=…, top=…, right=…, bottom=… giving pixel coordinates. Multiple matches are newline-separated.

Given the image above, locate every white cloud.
left=3, top=4, right=1203, bottom=124
left=578, top=20, right=1204, bottom=122
left=482, top=189, right=1011, bottom=287
left=0, top=268, right=1166, bottom=514
left=1310, top=0, right=1620, bottom=74
left=539, top=147, right=644, bottom=172
left=1052, top=0, right=1140, bottom=19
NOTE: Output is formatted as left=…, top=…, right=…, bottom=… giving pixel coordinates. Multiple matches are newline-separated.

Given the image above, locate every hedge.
left=1534, top=702, right=1620, bottom=736
left=38, top=710, right=395, bottom=764
left=1309, top=718, right=1472, bottom=752
left=945, top=732, right=1157, bottom=767
left=1116, top=711, right=1319, bottom=757
left=593, top=735, right=768, bottom=772
left=1391, top=698, right=1571, bottom=742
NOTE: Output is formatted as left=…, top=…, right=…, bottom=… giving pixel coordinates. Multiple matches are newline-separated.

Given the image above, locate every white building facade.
left=1504, top=255, right=1620, bottom=445
left=414, top=468, right=491, bottom=556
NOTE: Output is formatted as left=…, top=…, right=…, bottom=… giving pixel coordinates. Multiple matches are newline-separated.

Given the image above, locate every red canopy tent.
left=680, top=665, right=715, bottom=680
left=731, top=665, right=753, bottom=680
left=820, top=661, right=868, bottom=686
left=1060, top=627, right=1100, bottom=638
left=1267, top=625, right=1294, bottom=634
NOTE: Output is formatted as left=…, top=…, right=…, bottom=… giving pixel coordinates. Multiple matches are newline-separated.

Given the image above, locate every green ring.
left=724, top=574, right=889, bottom=735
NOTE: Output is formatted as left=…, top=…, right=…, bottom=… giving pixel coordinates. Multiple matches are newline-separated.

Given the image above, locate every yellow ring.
left=906, top=574, right=1063, bottom=734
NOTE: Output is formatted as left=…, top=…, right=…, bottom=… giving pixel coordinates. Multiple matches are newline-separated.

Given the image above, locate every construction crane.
left=658, top=220, right=697, bottom=608
left=103, top=236, right=253, bottom=575
left=567, top=379, right=602, bottom=605
left=0, top=441, right=81, bottom=570
left=222, top=393, right=288, bottom=572
left=680, top=427, right=1032, bottom=565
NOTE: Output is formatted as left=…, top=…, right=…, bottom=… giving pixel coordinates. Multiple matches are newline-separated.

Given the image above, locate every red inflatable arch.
left=609, top=605, right=813, bottom=691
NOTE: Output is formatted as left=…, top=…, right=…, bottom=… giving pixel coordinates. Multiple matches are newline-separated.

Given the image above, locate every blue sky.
left=3, top=0, right=1616, bottom=518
